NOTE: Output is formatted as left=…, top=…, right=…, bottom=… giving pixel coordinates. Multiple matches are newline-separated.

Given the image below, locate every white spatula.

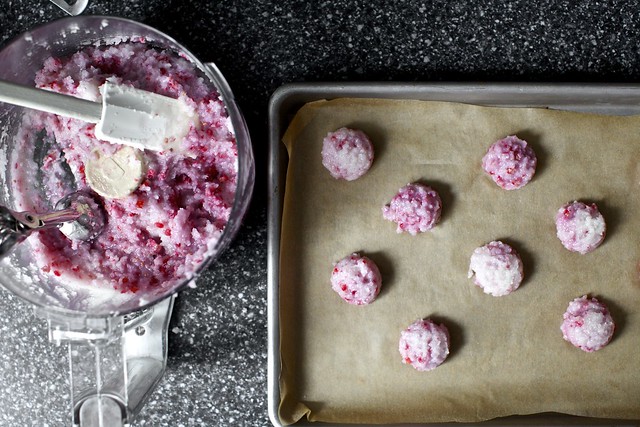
left=0, top=79, right=197, bottom=151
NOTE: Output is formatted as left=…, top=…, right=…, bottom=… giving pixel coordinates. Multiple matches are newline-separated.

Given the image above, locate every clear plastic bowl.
left=0, top=16, right=255, bottom=318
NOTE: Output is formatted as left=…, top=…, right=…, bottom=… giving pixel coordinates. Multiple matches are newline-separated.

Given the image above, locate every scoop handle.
left=0, top=205, right=31, bottom=259
left=0, top=79, right=101, bottom=123
left=49, top=0, right=88, bottom=16
left=0, top=204, right=84, bottom=260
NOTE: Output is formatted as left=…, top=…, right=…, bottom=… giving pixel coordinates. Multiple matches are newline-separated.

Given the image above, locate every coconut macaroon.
left=555, top=201, right=606, bottom=254
left=482, top=135, right=537, bottom=190
left=561, top=295, right=615, bottom=352
left=330, top=253, right=382, bottom=306
left=382, top=183, right=442, bottom=235
left=399, top=318, right=450, bottom=371
left=321, top=127, right=374, bottom=181
left=468, top=241, right=524, bottom=297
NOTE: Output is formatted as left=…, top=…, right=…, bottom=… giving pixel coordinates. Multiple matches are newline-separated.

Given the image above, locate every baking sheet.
left=267, top=83, right=640, bottom=427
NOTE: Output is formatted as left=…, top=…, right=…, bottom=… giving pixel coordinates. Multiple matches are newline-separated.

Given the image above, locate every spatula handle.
left=0, top=79, right=102, bottom=123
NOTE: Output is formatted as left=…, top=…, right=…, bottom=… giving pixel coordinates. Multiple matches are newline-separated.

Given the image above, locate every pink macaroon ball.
left=321, top=127, right=374, bottom=181
left=382, top=183, right=442, bottom=235
left=482, top=135, right=537, bottom=190
left=331, top=253, right=382, bottom=306
left=399, top=318, right=450, bottom=371
left=468, top=241, right=524, bottom=297
left=561, top=295, right=615, bottom=352
left=555, top=201, right=606, bottom=254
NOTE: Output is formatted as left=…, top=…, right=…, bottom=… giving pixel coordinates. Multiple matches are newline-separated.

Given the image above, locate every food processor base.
left=43, top=294, right=175, bottom=426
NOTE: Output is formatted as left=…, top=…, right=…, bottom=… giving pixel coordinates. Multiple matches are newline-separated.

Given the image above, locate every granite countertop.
left=1, top=1, right=640, bottom=426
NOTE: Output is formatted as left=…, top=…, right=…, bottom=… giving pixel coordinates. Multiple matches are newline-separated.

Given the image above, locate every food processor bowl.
left=0, top=16, right=254, bottom=317
left=0, top=16, right=255, bottom=426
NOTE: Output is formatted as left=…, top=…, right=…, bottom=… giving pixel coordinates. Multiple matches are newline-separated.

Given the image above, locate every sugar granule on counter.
left=321, top=127, right=374, bottom=181
left=482, top=135, right=537, bottom=190
left=11, top=41, right=238, bottom=295
left=561, top=295, right=615, bottom=352
left=382, top=183, right=442, bottom=235
left=468, top=240, right=524, bottom=297
left=331, top=253, right=381, bottom=305
left=555, top=201, right=606, bottom=254
left=399, top=318, right=450, bottom=371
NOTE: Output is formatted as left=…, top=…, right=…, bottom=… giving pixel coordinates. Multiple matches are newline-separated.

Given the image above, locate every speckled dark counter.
left=1, top=1, right=640, bottom=426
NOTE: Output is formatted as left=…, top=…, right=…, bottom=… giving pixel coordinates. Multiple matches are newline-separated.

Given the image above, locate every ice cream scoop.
left=0, top=190, right=104, bottom=259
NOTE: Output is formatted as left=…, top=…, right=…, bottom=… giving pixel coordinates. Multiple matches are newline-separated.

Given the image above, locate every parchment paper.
left=278, top=98, right=640, bottom=425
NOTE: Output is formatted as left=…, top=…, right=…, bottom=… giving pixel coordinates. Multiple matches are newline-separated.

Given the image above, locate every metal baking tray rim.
left=267, top=82, right=640, bottom=427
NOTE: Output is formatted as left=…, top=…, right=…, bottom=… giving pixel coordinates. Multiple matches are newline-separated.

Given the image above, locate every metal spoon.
left=0, top=190, right=105, bottom=259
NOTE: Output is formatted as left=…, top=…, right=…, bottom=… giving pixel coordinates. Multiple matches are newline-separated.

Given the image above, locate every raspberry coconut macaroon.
left=482, top=135, right=537, bottom=190
left=468, top=241, right=524, bottom=297
left=382, top=183, right=442, bottom=235
left=321, top=127, right=374, bottom=181
left=561, top=295, right=615, bottom=352
left=330, top=253, right=382, bottom=306
left=399, top=318, right=450, bottom=371
left=555, top=201, right=606, bottom=254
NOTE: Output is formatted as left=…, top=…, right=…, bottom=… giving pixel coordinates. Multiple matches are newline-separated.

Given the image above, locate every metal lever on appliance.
left=49, top=0, right=88, bottom=16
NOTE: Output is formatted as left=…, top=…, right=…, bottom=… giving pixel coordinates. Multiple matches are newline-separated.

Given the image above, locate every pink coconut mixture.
left=11, top=42, right=237, bottom=294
